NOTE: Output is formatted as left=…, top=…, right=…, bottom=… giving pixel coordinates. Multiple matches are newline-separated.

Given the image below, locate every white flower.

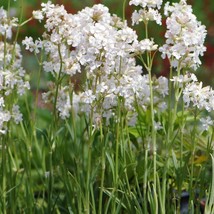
left=56, top=88, right=71, bottom=119
left=12, top=105, right=22, bottom=124
left=80, top=90, right=96, bottom=104
left=30, top=2, right=169, bottom=124
left=0, top=7, right=18, bottom=39
left=0, top=110, right=11, bottom=133
left=0, top=40, right=29, bottom=133
left=159, top=0, right=207, bottom=70
left=170, top=73, right=198, bottom=88
left=33, top=10, right=44, bottom=22
left=154, top=121, right=163, bottom=130
left=0, top=97, right=4, bottom=107
left=200, top=116, right=214, bottom=132
left=131, top=8, right=162, bottom=25
left=129, top=0, right=163, bottom=9
left=134, top=38, right=158, bottom=53
left=22, top=37, right=43, bottom=53
left=183, top=81, right=214, bottom=111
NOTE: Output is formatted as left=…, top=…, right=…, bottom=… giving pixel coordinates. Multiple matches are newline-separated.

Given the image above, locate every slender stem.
left=148, top=67, right=158, bottom=213
left=1, top=136, right=6, bottom=214
left=112, top=98, right=121, bottom=213
left=47, top=44, right=63, bottom=213
left=160, top=65, right=173, bottom=214
left=53, top=44, right=63, bottom=126
left=189, top=108, right=198, bottom=212
left=140, top=21, right=158, bottom=213
left=7, top=0, right=11, bottom=15
left=19, top=17, right=33, bottom=27
left=33, top=51, right=44, bottom=125
left=177, top=84, right=185, bottom=212
left=143, top=140, right=149, bottom=213
left=86, top=109, right=94, bottom=213
left=98, top=117, right=105, bottom=214
left=122, top=0, right=127, bottom=21
left=11, top=0, right=24, bottom=64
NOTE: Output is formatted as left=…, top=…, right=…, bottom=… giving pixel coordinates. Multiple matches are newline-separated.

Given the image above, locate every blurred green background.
left=2, top=0, right=214, bottom=86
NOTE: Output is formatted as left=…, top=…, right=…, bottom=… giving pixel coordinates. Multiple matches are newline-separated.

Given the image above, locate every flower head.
left=159, top=0, right=207, bottom=70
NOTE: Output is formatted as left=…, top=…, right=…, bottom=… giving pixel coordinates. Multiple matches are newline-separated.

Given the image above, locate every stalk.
left=144, top=21, right=158, bottom=213
left=111, top=99, right=121, bottom=213
left=47, top=44, right=63, bottom=213
left=122, top=0, right=127, bottom=21
left=98, top=117, right=105, bottom=214
left=1, top=136, right=6, bottom=214
left=85, top=109, right=94, bottom=213
left=189, top=108, right=198, bottom=213
left=11, top=0, right=24, bottom=63
left=148, top=66, right=158, bottom=213
left=177, top=84, right=185, bottom=212
left=143, top=140, right=149, bottom=213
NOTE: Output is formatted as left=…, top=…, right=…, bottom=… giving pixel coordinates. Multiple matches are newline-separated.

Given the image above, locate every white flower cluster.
left=171, top=73, right=214, bottom=132
left=0, top=7, right=18, bottom=39
left=129, top=0, right=163, bottom=9
left=159, top=0, right=207, bottom=70
left=183, top=80, right=214, bottom=112
left=0, top=8, right=29, bottom=134
left=29, top=2, right=168, bottom=125
left=171, top=73, right=214, bottom=112
left=0, top=42, right=29, bottom=134
left=133, top=38, right=158, bottom=54
left=130, top=0, right=162, bottom=25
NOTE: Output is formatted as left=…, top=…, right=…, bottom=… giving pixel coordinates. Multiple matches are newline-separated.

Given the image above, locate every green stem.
left=143, top=141, right=148, bottom=213
left=11, top=0, right=24, bottom=64
left=122, top=0, right=127, bottom=21
left=1, top=136, right=7, bottom=214
left=33, top=51, right=44, bottom=125
left=177, top=85, right=185, bottom=212
left=161, top=65, right=173, bottom=211
left=148, top=67, right=158, bottom=213
left=53, top=44, right=63, bottom=126
left=98, top=118, right=105, bottom=214
left=47, top=44, right=63, bottom=213
left=86, top=109, right=94, bottom=213
left=189, top=108, right=198, bottom=212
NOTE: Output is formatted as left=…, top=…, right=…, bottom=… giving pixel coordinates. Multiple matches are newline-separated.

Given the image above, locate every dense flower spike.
left=159, top=0, right=207, bottom=70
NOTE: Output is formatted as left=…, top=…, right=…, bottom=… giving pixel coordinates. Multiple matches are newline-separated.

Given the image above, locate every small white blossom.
left=131, top=8, right=162, bottom=25
left=12, top=105, right=22, bottom=124
left=80, top=90, right=96, bottom=104
left=200, top=116, right=214, bottom=132
left=0, top=7, right=18, bottom=39
left=154, top=121, right=163, bottom=130
left=32, top=10, right=44, bottom=22
left=129, top=0, right=163, bottom=9
left=22, top=36, right=43, bottom=53
left=134, top=38, right=158, bottom=53
left=171, top=73, right=198, bottom=88
left=56, top=88, right=71, bottom=119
